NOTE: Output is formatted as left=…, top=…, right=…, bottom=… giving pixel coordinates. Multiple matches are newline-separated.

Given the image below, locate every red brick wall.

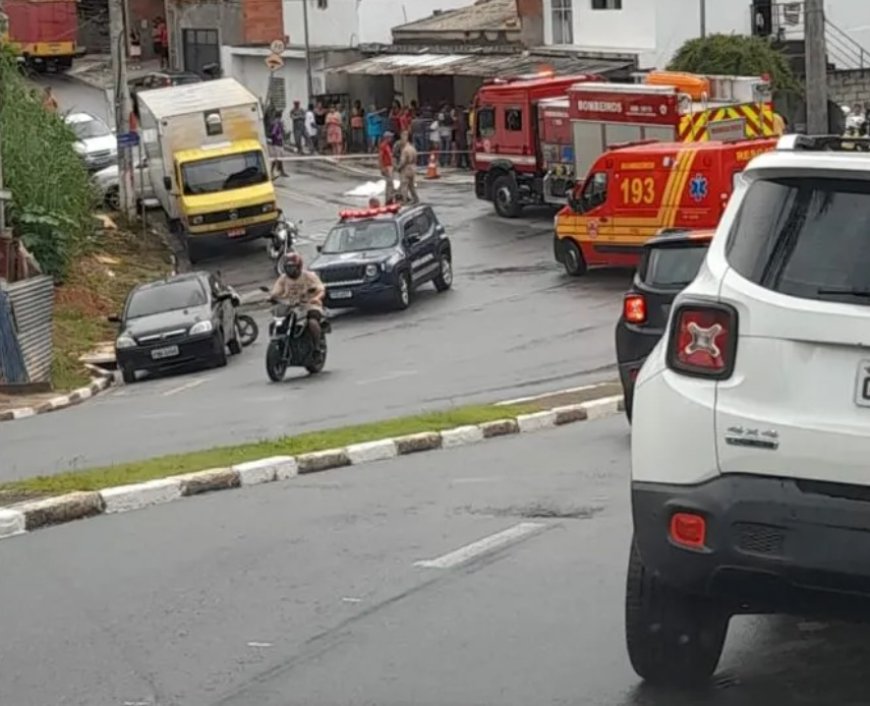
left=242, top=0, right=283, bottom=45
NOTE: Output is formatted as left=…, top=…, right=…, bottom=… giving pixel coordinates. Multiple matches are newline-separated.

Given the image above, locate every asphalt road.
left=2, top=418, right=867, bottom=706
left=1, top=77, right=626, bottom=479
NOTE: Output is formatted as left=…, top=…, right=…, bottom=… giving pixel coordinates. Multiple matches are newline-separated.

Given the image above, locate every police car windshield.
left=322, top=220, right=399, bottom=253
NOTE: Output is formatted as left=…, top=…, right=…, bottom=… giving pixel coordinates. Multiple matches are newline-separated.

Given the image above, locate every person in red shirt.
left=378, top=132, right=396, bottom=204
left=398, top=106, right=412, bottom=135
left=158, top=20, right=169, bottom=68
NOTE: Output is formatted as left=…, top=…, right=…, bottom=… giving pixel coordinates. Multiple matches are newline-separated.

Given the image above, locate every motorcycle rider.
left=269, top=252, right=326, bottom=348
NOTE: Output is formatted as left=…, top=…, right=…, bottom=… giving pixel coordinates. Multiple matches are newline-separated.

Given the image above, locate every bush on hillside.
left=0, top=48, right=96, bottom=277
left=668, top=34, right=802, bottom=96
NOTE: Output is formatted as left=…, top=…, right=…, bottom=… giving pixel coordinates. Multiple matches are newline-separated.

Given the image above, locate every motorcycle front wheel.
left=266, top=340, right=289, bottom=382
left=305, top=336, right=328, bottom=374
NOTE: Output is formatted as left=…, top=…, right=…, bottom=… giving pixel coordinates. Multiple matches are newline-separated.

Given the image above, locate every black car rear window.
left=642, top=245, right=708, bottom=288
left=127, top=280, right=207, bottom=319
left=726, top=176, right=870, bottom=304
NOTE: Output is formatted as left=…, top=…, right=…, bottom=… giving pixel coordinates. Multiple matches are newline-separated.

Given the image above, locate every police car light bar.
left=339, top=203, right=401, bottom=220
left=779, top=134, right=870, bottom=152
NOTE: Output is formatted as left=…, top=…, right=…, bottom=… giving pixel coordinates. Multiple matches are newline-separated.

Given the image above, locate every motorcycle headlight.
left=191, top=215, right=204, bottom=225
left=189, top=320, right=213, bottom=335
left=365, top=263, right=379, bottom=279
left=116, top=334, right=136, bottom=349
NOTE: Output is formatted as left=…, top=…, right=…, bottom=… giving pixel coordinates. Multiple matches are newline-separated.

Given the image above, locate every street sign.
left=269, top=39, right=285, bottom=55
left=265, top=53, right=284, bottom=71
left=116, top=131, right=140, bottom=148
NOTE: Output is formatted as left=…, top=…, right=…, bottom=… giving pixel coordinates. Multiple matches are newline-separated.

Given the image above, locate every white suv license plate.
left=855, top=359, right=870, bottom=407
left=330, top=289, right=352, bottom=300
left=151, top=345, right=180, bottom=360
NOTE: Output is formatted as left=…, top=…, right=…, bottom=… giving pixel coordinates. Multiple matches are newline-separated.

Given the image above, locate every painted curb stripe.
left=0, top=372, right=115, bottom=424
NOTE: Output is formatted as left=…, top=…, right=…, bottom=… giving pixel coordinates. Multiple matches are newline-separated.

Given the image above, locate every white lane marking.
left=495, top=383, right=604, bottom=406
left=355, top=370, right=418, bottom=386
left=414, top=522, right=545, bottom=570
left=342, top=597, right=362, bottom=603
left=450, top=477, right=500, bottom=485
left=247, top=641, right=273, bottom=648
left=161, top=377, right=210, bottom=397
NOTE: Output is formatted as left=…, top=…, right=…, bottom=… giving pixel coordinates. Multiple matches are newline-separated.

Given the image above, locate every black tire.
left=492, top=174, right=522, bottom=218
left=213, top=330, right=228, bottom=368
left=305, top=336, right=327, bottom=374
left=187, top=237, right=204, bottom=264
left=121, top=365, right=136, bottom=384
left=266, top=340, right=288, bottom=382
left=227, top=322, right=243, bottom=356
left=433, top=254, right=453, bottom=292
left=393, top=271, right=411, bottom=310
left=624, top=391, right=633, bottom=424
left=625, top=539, right=729, bottom=687
left=105, top=186, right=120, bottom=212
left=561, top=239, right=587, bottom=277
left=237, top=314, right=258, bottom=347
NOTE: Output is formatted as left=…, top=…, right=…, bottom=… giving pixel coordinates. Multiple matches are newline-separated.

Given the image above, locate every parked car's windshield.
left=322, top=221, right=399, bottom=253
left=727, top=176, right=870, bottom=304
left=181, top=150, right=268, bottom=195
left=69, top=117, right=112, bottom=140
left=643, top=245, right=708, bottom=288
left=127, top=280, right=207, bottom=318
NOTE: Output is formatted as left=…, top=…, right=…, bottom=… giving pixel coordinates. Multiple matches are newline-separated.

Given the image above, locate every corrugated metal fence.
left=0, top=276, right=55, bottom=384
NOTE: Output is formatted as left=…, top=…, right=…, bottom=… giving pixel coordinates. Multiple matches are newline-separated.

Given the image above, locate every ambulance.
left=473, top=70, right=777, bottom=218
left=553, top=137, right=778, bottom=276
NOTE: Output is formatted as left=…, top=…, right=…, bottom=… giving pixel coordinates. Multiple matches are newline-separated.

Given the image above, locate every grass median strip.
left=0, top=403, right=541, bottom=501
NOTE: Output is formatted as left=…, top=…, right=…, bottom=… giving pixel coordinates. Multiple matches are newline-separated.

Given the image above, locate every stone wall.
left=828, top=68, right=870, bottom=107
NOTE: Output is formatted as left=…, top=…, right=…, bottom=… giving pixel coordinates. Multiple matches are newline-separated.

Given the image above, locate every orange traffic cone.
left=425, top=151, right=440, bottom=179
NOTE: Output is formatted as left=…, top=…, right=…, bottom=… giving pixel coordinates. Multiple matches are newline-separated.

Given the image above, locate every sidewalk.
left=67, top=54, right=161, bottom=91
left=296, top=154, right=474, bottom=186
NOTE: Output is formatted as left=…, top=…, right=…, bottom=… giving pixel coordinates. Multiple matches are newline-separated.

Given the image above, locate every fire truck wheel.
left=492, top=175, right=521, bottom=218
left=561, top=240, right=587, bottom=277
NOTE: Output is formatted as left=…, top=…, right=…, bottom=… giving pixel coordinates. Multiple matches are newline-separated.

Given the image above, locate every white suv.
left=627, top=134, right=870, bottom=686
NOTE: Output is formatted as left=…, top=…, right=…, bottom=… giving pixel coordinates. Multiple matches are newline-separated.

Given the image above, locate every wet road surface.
left=2, top=418, right=868, bottom=706
left=1, top=77, right=627, bottom=478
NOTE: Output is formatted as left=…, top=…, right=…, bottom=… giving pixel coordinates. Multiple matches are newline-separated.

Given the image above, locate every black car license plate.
left=151, top=345, right=180, bottom=360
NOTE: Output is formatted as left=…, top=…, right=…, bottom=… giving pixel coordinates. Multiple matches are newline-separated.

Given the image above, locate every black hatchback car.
left=111, top=271, right=241, bottom=383
left=309, top=203, right=453, bottom=310
left=614, top=228, right=712, bottom=421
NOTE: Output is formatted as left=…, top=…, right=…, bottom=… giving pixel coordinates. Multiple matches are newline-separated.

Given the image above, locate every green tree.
left=668, top=34, right=802, bottom=95
left=0, top=48, right=96, bottom=277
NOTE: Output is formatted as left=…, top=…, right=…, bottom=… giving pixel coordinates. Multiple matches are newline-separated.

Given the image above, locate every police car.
left=628, top=135, right=870, bottom=685
left=310, top=203, right=453, bottom=310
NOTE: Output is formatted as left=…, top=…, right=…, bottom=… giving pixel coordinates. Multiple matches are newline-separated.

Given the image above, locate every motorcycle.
left=259, top=287, right=330, bottom=381
left=226, top=284, right=259, bottom=348
left=267, top=211, right=300, bottom=274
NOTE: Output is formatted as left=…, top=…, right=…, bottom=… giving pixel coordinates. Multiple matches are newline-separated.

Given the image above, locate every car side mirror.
left=435, top=224, right=445, bottom=235
left=316, top=245, right=323, bottom=253
left=406, top=233, right=420, bottom=244
left=107, top=314, right=122, bottom=324
left=163, top=176, right=171, bottom=190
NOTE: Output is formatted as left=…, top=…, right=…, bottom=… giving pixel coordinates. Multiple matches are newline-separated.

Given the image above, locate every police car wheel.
left=562, top=240, right=587, bottom=277
left=393, top=272, right=411, bottom=310
left=433, top=255, right=453, bottom=292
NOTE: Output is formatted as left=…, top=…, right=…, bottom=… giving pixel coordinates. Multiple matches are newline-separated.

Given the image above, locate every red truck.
left=0, top=0, right=78, bottom=72
left=472, top=71, right=775, bottom=218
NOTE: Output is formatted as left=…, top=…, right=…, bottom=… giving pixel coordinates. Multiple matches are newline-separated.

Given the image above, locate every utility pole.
left=699, top=0, right=706, bottom=39
left=302, top=0, right=313, bottom=102
left=805, top=0, right=829, bottom=134
left=0, top=6, right=8, bottom=235
left=108, top=0, right=136, bottom=219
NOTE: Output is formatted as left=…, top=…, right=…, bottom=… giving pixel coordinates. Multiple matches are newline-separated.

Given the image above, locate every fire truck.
left=553, top=137, right=778, bottom=276
left=0, top=0, right=79, bottom=72
left=472, top=71, right=776, bottom=218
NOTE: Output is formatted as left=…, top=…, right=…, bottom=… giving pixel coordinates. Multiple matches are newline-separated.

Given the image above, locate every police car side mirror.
left=435, top=223, right=445, bottom=235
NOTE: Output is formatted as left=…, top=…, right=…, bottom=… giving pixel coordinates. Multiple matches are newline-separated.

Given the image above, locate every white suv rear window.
left=726, top=176, right=870, bottom=303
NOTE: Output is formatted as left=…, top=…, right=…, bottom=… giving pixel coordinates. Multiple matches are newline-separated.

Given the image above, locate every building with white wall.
left=543, top=0, right=870, bottom=70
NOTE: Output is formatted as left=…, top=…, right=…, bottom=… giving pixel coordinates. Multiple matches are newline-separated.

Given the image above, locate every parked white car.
left=65, top=112, right=118, bottom=172
left=627, top=134, right=870, bottom=686
left=92, top=159, right=160, bottom=211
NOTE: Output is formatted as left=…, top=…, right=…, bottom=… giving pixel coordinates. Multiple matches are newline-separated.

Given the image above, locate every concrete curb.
left=0, top=369, right=115, bottom=423
left=0, top=394, right=624, bottom=541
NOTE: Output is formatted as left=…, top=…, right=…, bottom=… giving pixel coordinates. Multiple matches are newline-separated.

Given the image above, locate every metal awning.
left=327, top=52, right=634, bottom=78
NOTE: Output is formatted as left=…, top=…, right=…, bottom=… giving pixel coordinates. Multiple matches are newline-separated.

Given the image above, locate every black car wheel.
left=121, top=365, right=136, bottom=384
left=393, top=272, right=411, bottom=310
left=625, top=539, right=729, bottom=687
left=492, top=174, right=522, bottom=219
left=561, top=239, right=587, bottom=277
left=228, top=322, right=243, bottom=356
left=213, top=330, right=228, bottom=368
left=266, top=340, right=288, bottom=382
left=433, top=255, right=453, bottom=292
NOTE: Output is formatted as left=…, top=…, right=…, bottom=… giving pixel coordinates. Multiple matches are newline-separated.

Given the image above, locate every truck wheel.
left=625, top=539, right=729, bottom=687
left=187, top=238, right=204, bottom=264
left=492, top=175, right=521, bottom=218
left=561, top=240, right=587, bottom=277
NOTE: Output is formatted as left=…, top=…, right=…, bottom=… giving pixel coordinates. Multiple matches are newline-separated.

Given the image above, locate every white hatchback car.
left=627, top=134, right=870, bottom=686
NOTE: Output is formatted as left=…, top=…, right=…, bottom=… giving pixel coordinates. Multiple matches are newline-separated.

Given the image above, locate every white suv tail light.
left=666, top=303, right=738, bottom=379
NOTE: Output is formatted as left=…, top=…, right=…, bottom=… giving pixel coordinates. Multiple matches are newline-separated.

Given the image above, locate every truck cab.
left=554, top=137, right=778, bottom=276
